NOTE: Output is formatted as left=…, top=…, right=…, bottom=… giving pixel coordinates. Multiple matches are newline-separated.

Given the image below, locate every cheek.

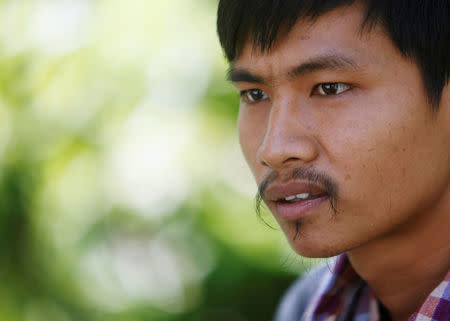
left=238, top=106, right=267, bottom=176
left=328, top=94, right=446, bottom=222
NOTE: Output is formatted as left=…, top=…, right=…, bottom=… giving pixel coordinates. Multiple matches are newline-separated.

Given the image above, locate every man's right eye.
left=240, top=89, right=269, bottom=104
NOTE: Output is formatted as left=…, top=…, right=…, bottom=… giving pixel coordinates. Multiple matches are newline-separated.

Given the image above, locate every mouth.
left=279, top=192, right=327, bottom=203
left=275, top=193, right=329, bottom=221
left=265, top=182, right=329, bottom=221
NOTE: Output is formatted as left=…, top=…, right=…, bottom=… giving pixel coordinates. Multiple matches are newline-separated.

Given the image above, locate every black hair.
left=217, top=0, right=450, bottom=109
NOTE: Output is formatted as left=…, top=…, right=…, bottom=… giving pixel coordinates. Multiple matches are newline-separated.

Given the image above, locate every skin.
left=230, top=4, right=450, bottom=321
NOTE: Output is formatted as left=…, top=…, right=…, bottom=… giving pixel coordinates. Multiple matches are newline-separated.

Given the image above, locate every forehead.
left=233, top=4, right=390, bottom=76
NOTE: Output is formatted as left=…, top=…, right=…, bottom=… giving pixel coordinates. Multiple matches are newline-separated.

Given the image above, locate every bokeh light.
left=0, top=1, right=317, bottom=320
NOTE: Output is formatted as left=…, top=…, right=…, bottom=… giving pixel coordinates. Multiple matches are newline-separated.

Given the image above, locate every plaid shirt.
left=300, top=254, right=450, bottom=321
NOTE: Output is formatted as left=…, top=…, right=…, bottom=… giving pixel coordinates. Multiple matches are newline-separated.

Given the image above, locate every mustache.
left=255, top=166, right=339, bottom=218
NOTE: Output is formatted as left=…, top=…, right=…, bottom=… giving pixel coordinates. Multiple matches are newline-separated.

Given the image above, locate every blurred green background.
left=0, top=1, right=318, bottom=320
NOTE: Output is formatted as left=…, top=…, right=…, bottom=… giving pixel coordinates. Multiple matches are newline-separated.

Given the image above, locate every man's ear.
left=438, top=83, right=450, bottom=137
left=441, top=83, right=450, bottom=108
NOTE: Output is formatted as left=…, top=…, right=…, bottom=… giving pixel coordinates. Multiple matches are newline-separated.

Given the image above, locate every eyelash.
left=239, top=89, right=268, bottom=104
left=239, top=82, right=352, bottom=104
left=312, top=82, right=352, bottom=96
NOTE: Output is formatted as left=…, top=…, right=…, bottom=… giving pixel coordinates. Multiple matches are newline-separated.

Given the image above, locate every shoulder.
left=272, top=264, right=328, bottom=321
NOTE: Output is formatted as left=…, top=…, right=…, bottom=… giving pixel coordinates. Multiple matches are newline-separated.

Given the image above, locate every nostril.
left=284, top=157, right=301, bottom=164
left=256, top=130, right=319, bottom=169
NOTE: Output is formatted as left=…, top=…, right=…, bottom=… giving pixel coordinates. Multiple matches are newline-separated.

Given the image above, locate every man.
left=216, top=1, right=449, bottom=320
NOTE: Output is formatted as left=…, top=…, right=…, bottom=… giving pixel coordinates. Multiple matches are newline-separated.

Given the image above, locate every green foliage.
left=0, top=1, right=311, bottom=320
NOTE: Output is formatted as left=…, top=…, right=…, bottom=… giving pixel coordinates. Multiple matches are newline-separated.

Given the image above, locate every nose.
left=257, top=98, right=319, bottom=170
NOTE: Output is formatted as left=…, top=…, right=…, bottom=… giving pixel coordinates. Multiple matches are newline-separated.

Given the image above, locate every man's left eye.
left=240, top=89, right=269, bottom=104
left=314, top=83, right=351, bottom=96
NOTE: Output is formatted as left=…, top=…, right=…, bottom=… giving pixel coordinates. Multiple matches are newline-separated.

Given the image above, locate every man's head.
left=218, top=0, right=449, bottom=108
left=217, top=0, right=450, bottom=258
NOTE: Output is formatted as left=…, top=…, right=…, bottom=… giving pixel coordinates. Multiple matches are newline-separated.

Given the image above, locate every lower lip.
left=275, top=195, right=329, bottom=221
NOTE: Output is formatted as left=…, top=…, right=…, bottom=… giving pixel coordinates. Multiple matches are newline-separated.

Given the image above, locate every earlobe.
left=439, top=83, right=450, bottom=119
left=437, top=84, right=450, bottom=144
left=441, top=83, right=450, bottom=108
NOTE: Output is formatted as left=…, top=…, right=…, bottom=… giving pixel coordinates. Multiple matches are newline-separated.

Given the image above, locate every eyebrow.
left=227, top=68, right=265, bottom=84
left=227, top=53, right=360, bottom=84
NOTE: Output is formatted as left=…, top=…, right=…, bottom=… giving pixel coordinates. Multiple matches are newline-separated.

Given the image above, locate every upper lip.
left=264, top=181, right=328, bottom=202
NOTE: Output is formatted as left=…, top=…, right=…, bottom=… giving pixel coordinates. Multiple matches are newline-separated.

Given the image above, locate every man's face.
left=231, top=4, right=449, bottom=258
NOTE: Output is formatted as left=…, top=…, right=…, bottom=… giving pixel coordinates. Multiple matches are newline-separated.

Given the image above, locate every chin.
left=280, top=222, right=348, bottom=258
left=289, top=240, right=344, bottom=258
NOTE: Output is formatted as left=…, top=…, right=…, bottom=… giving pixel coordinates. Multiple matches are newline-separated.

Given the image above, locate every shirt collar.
left=301, top=254, right=450, bottom=321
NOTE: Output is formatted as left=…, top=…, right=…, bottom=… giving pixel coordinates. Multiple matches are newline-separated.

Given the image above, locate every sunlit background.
left=0, top=1, right=317, bottom=320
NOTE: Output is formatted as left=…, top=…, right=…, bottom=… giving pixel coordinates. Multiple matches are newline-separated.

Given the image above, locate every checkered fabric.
left=300, top=254, right=450, bottom=321
left=409, top=270, right=450, bottom=321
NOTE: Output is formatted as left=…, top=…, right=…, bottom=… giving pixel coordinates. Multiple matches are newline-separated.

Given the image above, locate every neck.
left=347, top=185, right=450, bottom=321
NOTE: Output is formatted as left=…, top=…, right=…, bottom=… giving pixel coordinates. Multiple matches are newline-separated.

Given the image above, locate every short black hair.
left=217, top=0, right=450, bottom=109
